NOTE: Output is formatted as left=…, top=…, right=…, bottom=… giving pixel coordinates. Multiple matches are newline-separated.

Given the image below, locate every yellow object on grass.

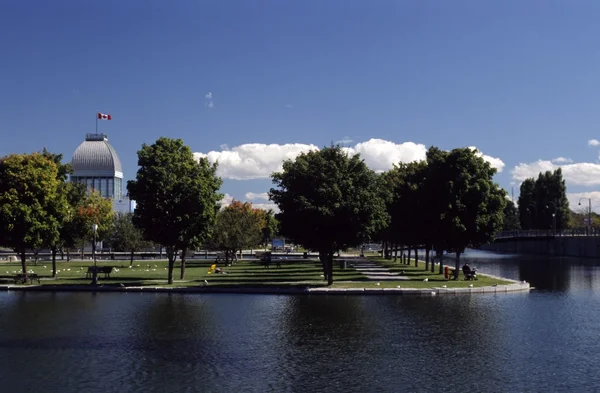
left=207, top=264, right=216, bottom=274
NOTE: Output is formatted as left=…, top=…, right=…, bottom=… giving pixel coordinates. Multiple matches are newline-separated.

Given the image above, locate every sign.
left=272, top=238, right=285, bottom=248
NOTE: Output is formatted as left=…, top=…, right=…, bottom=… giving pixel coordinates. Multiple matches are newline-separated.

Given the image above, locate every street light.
left=91, top=223, right=98, bottom=285
left=578, top=198, right=592, bottom=235
left=546, top=202, right=557, bottom=236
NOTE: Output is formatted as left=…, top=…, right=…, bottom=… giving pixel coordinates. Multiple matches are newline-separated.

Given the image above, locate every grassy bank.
left=0, top=256, right=512, bottom=289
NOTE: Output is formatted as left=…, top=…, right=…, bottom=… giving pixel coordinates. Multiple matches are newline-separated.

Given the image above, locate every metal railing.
left=496, top=227, right=600, bottom=239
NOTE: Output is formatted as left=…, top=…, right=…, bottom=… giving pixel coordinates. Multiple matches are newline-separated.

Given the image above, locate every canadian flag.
left=97, top=112, right=112, bottom=120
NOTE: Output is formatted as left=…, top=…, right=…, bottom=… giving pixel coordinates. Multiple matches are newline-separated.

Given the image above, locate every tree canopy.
left=127, top=137, right=222, bottom=284
left=517, top=169, right=569, bottom=230
left=0, top=153, right=62, bottom=275
left=270, top=145, right=388, bottom=285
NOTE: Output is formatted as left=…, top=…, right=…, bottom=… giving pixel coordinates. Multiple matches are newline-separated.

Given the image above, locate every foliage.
left=107, top=213, right=152, bottom=265
left=74, top=189, right=114, bottom=243
left=270, top=145, right=388, bottom=285
left=208, top=200, right=266, bottom=262
left=425, top=147, right=506, bottom=278
left=517, top=169, right=570, bottom=230
left=501, top=199, right=521, bottom=231
left=127, top=137, right=223, bottom=284
left=0, top=153, right=62, bottom=275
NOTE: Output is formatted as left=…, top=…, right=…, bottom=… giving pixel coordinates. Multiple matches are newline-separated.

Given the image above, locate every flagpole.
left=95, top=112, right=98, bottom=134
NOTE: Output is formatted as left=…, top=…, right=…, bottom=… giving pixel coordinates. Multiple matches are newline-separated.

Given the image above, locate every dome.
left=71, top=133, right=123, bottom=177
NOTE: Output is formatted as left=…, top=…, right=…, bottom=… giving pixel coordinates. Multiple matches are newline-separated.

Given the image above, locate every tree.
left=517, top=169, right=570, bottom=230
left=107, top=213, right=151, bottom=266
left=0, top=153, right=61, bottom=277
left=127, top=137, right=222, bottom=284
left=428, top=147, right=506, bottom=279
left=41, top=149, right=73, bottom=277
left=270, top=145, right=388, bottom=285
left=260, top=209, right=279, bottom=249
left=501, top=199, right=521, bottom=231
left=208, top=200, right=266, bottom=263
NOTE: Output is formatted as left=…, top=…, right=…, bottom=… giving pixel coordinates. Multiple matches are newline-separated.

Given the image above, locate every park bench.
left=86, top=266, right=114, bottom=279
left=13, top=273, right=40, bottom=285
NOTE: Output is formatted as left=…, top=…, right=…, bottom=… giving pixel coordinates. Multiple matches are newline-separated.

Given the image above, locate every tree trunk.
left=52, top=247, right=57, bottom=278
left=394, top=244, right=398, bottom=262
left=414, top=248, right=419, bottom=268
left=430, top=248, right=435, bottom=273
left=319, top=252, right=327, bottom=281
left=34, top=251, right=39, bottom=266
left=454, top=252, right=461, bottom=280
left=130, top=250, right=134, bottom=267
left=20, top=250, right=27, bottom=277
left=180, top=247, right=187, bottom=280
left=67, top=249, right=71, bottom=262
left=425, top=248, right=430, bottom=271
left=326, top=252, right=334, bottom=286
left=407, top=248, right=411, bottom=266
left=60, top=248, right=64, bottom=260
left=81, top=241, right=85, bottom=259
left=167, top=247, right=176, bottom=285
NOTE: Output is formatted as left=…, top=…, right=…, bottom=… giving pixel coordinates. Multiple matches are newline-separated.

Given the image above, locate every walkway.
left=351, top=259, right=409, bottom=281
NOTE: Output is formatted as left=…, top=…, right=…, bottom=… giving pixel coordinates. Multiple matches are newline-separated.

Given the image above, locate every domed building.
left=71, top=133, right=133, bottom=213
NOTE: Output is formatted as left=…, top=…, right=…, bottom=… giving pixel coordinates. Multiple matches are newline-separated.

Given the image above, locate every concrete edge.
left=0, top=282, right=531, bottom=296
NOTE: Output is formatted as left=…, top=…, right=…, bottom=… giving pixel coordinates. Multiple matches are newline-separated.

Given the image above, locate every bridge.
left=481, top=227, right=600, bottom=257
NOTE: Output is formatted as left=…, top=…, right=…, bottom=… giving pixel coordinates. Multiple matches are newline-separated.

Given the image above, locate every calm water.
left=1, top=251, right=600, bottom=393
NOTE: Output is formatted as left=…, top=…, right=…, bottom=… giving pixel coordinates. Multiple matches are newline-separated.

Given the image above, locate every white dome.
left=71, top=133, right=123, bottom=177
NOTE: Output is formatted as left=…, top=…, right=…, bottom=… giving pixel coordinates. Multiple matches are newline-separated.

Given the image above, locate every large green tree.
left=517, top=169, right=570, bottom=230
left=501, top=199, right=521, bottom=231
left=427, top=147, right=506, bottom=279
left=270, top=145, right=388, bottom=285
left=127, top=137, right=222, bottom=284
left=0, top=153, right=62, bottom=276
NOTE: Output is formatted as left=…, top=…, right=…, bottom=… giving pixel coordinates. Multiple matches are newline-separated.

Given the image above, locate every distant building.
left=70, top=133, right=133, bottom=214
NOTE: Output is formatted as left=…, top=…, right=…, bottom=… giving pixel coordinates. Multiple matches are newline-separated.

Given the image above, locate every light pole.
left=546, top=202, right=557, bottom=236
left=578, top=198, right=592, bottom=235
left=92, top=223, right=98, bottom=285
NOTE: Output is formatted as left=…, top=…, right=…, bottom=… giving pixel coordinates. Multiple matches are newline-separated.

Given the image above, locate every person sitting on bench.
left=462, top=263, right=477, bottom=280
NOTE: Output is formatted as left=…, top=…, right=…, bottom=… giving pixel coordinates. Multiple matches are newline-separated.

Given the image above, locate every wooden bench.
left=86, top=266, right=114, bottom=279
left=13, top=274, right=40, bottom=285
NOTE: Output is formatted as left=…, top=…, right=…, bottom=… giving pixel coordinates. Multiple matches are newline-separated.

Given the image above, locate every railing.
left=496, top=227, right=600, bottom=239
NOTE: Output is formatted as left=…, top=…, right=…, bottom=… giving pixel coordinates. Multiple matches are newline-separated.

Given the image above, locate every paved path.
left=351, top=259, right=409, bottom=281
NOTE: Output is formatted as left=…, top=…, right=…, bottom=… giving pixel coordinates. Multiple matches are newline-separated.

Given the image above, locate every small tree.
left=127, top=137, right=222, bottom=284
left=107, top=213, right=151, bottom=266
left=209, top=200, right=265, bottom=264
left=270, top=145, right=388, bottom=285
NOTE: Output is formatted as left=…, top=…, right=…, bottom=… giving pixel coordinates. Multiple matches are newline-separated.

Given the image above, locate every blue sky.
left=2, top=1, right=600, bottom=211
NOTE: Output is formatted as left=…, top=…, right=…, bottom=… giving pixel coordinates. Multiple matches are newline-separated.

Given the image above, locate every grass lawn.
left=0, top=256, right=513, bottom=289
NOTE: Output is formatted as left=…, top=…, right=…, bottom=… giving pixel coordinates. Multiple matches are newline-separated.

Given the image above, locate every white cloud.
left=219, top=193, right=278, bottom=212
left=205, top=92, right=214, bottom=108
left=552, top=157, right=573, bottom=164
left=588, top=139, right=600, bottom=147
left=194, top=143, right=319, bottom=180
left=467, top=147, right=505, bottom=173
left=285, top=104, right=293, bottom=108
left=195, top=139, right=503, bottom=179
left=245, top=192, right=269, bottom=201
left=512, top=160, right=600, bottom=186
left=567, top=192, right=600, bottom=213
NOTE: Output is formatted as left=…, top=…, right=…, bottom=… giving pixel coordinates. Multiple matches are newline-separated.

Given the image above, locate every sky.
left=2, top=1, right=600, bottom=212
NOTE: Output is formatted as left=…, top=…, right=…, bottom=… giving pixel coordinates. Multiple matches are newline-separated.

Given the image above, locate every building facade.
left=71, top=133, right=133, bottom=214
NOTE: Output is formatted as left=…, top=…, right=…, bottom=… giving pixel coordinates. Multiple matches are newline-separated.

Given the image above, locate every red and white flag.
left=97, top=112, right=112, bottom=120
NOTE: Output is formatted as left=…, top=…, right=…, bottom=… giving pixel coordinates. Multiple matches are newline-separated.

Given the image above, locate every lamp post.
left=92, top=223, right=98, bottom=285
left=546, top=202, right=557, bottom=236
left=578, top=198, right=592, bottom=235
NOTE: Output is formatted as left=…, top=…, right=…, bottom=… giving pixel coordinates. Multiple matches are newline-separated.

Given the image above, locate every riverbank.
left=0, top=257, right=529, bottom=295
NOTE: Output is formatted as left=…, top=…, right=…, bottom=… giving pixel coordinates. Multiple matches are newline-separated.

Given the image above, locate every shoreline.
left=0, top=276, right=531, bottom=296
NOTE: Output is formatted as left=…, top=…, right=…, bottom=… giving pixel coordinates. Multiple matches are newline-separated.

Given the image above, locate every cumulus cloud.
left=567, top=192, right=600, bottom=213
left=245, top=192, right=270, bottom=201
left=588, top=139, right=600, bottom=147
left=205, top=92, right=214, bottom=108
left=512, top=160, right=600, bottom=186
left=194, top=143, right=319, bottom=180
left=220, top=193, right=278, bottom=212
left=195, top=139, right=503, bottom=179
left=467, top=147, right=505, bottom=173
left=552, top=157, right=573, bottom=164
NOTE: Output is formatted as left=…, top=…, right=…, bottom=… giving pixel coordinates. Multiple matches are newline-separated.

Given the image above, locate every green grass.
left=0, top=256, right=512, bottom=289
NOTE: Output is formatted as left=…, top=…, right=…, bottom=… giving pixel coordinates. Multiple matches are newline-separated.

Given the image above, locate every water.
left=1, top=251, right=600, bottom=392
